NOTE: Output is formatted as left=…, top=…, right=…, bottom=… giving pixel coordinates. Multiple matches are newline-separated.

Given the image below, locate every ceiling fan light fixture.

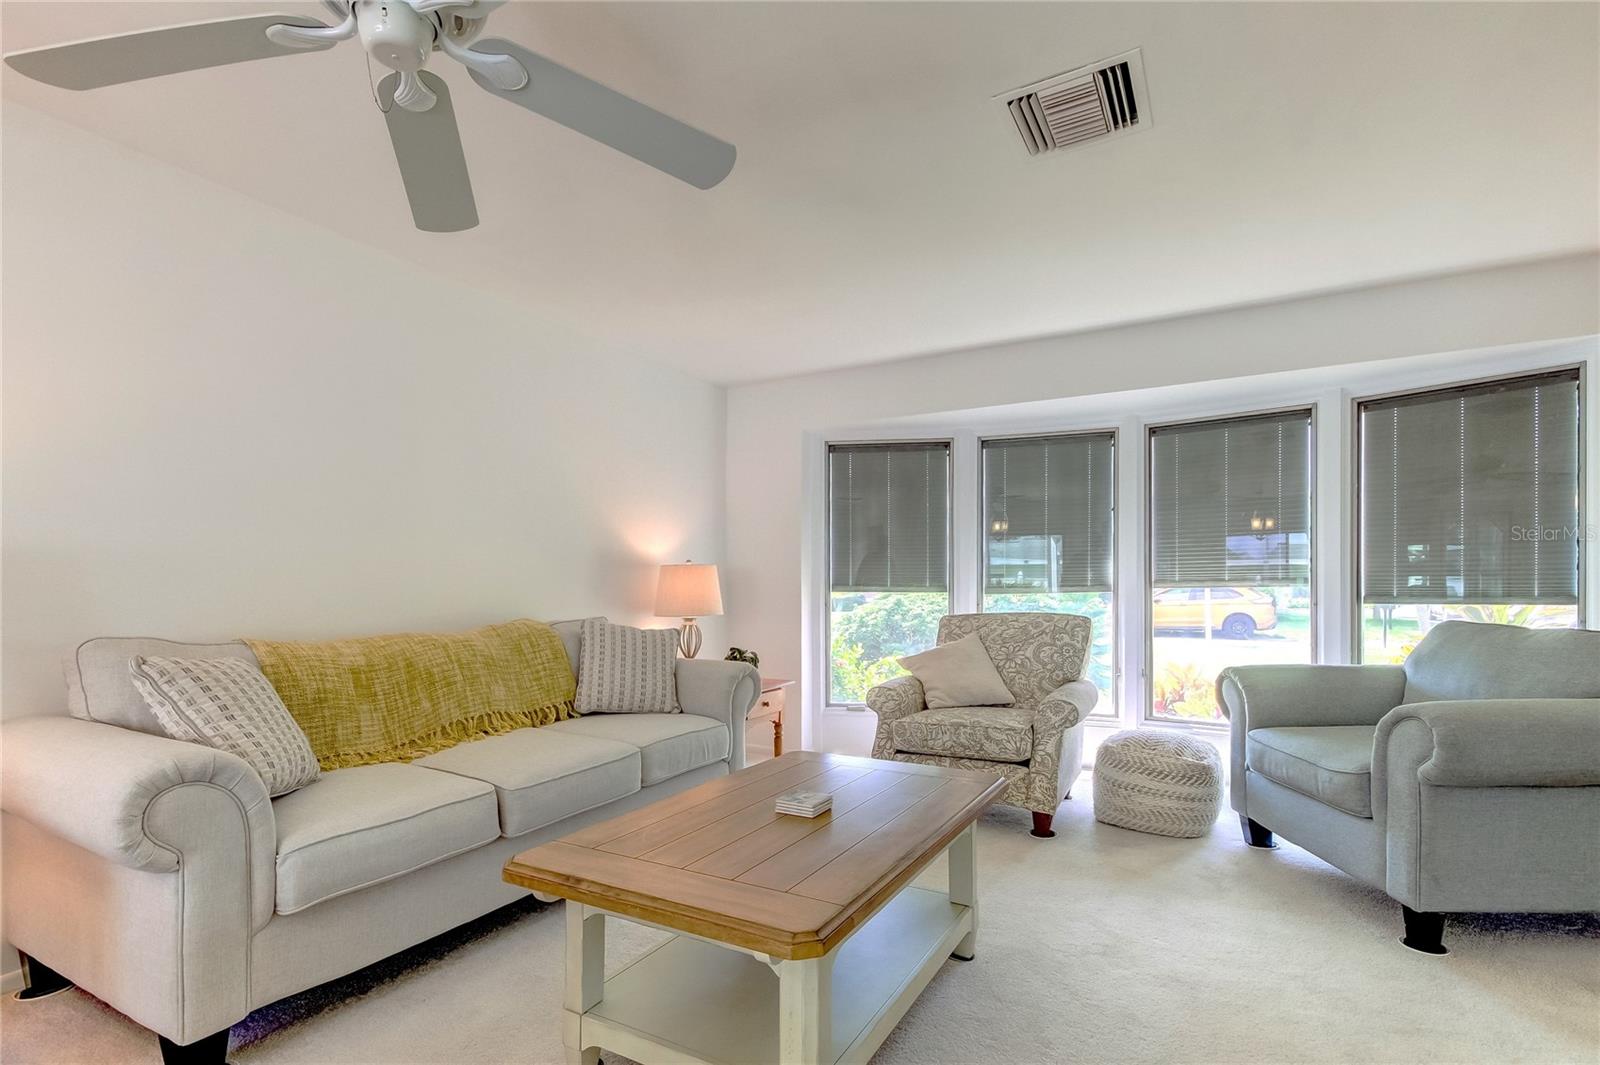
left=356, top=0, right=434, bottom=73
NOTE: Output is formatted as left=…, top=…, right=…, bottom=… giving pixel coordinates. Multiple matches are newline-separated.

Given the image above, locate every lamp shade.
left=655, top=562, right=723, bottom=618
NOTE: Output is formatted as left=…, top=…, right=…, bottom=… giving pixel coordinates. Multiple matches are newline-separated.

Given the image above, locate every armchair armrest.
left=1374, top=699, right=1600, bottom=790
left=867, top=675, right=925, bottom=759
left=1038, top=679, right=1098, bottom=733
left=675, top=658, right=759, bottom=769
left=1372, top=698, right=1600, bottom=912
left=1218, top=663, right=1405, bottom=815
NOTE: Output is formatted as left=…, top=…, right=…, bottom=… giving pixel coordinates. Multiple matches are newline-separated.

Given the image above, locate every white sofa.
left=0, top=618, right=761, bottom=1064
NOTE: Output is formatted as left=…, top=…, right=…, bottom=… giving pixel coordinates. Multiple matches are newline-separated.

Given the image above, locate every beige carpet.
left=3, top=786, right=1597, bottom=1065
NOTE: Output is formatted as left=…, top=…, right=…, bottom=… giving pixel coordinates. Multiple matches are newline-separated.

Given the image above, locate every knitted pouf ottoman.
left=1093, top=729, right=1222, bottom=838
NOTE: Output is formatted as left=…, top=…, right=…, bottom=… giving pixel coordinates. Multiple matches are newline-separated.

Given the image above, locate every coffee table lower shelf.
left=573, top=886, right=971, bottom=1065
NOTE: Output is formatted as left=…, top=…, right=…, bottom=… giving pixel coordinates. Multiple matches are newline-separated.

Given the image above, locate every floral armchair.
left=867, top=613, right=1097, bottom=837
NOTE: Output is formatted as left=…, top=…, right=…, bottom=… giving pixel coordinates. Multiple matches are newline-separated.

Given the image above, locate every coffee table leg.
left=563, top=902, right=604, bottom=1065
left=777, top=953, right=833, bottom=1065
left=950, top=823, right=977, bottom=960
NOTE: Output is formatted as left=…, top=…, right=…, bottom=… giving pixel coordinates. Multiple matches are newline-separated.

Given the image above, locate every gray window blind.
left=983, top=432, right=1115, bottom=594
left=829, top=441, right=950, bottom=593
left=1150, top=410, right=1312, bottom=588
left=1360, top=370, right=1580, bottom=605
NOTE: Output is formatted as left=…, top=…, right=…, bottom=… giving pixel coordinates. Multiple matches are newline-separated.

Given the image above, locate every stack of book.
left=775, top=790, right=833, bottom=818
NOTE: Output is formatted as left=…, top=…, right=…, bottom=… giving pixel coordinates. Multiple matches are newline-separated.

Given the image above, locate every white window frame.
left=801, top=337, right=1599, bottom=752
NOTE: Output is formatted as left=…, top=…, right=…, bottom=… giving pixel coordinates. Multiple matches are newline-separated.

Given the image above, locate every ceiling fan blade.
left=3, top=15, right=336, bottom=91
left=379, top=71, right=479, bottom=233
left=465, top=38, right=736, bottom=190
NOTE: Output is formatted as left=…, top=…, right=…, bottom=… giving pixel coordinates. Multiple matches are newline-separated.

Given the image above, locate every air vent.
left=1000, top=49, right=1150, bottom=158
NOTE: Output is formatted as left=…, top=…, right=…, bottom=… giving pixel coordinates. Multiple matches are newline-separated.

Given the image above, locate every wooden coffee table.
left=503, top=751, right=1007, bottom=1065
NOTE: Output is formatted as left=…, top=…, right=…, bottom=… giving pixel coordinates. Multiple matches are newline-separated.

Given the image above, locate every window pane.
left=1359, top=370, right=1580, bottom=607
left=829, top=592, right=948, bottom=703
left=981, top=432, right=1116, bottom=715
left=1149, top=411, right=1314, bottom=722
left=1360, top=604, right=1582, bottom=664
left=828, top=440, right=951, bottom=703
left=983, top=591, right=1115, bottom=716
left=1150, top=585, right=1311, bottom=721
left=829, top=442, right=950, bottom=593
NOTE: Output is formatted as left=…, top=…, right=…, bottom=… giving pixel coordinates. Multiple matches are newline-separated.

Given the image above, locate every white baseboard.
left=1, top=967, right=22, bottom=994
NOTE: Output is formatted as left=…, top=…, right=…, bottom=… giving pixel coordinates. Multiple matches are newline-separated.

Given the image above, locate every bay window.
left=827, top=441, right=951, bottom=704
left=1148, top=410, right=1314, bottom=721
left=1357, top=370, right=1582, bottom=662
left=981, top=432, right=1116, bottom=716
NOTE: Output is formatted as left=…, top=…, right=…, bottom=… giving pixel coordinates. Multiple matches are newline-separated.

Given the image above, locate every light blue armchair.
left=1219, top=621, right=1600, bottom=953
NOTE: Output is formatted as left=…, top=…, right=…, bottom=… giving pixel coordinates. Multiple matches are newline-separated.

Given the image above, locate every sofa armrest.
left=1374, top=699, right=1600, bottom=790
left=1218, top=663, right=1405, bottom=815
left=1, top=715, right=274, bottom=874
left=1, top=715, right=275, bottom=1041
left=676, top=658, right=759, bottom=769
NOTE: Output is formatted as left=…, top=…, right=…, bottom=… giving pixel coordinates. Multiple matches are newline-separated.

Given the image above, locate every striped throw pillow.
left=574, top=619, right=680, bottom=714
left=130, top=655, right=320, bottom=796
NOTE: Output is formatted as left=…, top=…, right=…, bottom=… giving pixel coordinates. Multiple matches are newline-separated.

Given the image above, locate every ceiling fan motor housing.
left=357, top=1, right=433, bottom=73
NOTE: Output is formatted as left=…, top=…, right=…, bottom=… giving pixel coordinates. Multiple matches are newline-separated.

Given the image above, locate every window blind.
left=1150, top=410, right=1312, bottom=588
left=828, top=441, right=950, bottom=593
left=1359, top=370, right=1580, bottom=605
left=983, top=432, right=1115, bottom=594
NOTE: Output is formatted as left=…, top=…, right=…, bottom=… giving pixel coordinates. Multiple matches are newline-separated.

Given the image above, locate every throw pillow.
left=130, top=655, right=320, bottom=796
left=898, top=635, right=1014, bottom=709
left=575, top=619, right=680, bottom=714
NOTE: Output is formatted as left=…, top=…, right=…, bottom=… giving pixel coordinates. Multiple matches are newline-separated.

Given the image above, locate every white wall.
left=723, top=253, right=1600, bottom=753
left=0, top=105, right=734, bottom=976
left=0, top=105, right=729, bottom=719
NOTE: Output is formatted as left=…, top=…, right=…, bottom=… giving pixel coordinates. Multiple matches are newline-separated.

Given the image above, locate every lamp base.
left=678, top=619, right=702, bottom=659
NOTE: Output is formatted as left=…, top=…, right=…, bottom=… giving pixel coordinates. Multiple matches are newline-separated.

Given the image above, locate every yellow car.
left=1152, top=587, right=1278, bottom=639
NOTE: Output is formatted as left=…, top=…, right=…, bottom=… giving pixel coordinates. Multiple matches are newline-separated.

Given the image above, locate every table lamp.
left=655, top=561, right=723, bottom=658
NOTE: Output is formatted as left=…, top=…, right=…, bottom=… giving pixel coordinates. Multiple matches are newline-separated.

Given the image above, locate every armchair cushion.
left=1246, top=726, right=1375, bottom=818
left=892, top=705, right=1034, bottom=762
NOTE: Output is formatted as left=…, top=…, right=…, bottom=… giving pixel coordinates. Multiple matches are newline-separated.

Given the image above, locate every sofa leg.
left=1030, top=811, right=1056, bottom=838
left=1400, top=906, right=1448, bottom=956
left=15, top=952, right=73, bottom=1000
left=158, top=1028, right=230, bottom=1065
left=1240, top=816, right=1277, bottom=849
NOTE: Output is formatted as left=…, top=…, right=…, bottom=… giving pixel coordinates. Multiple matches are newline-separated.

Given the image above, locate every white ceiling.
left=3, top=2, right=1597, bottom=384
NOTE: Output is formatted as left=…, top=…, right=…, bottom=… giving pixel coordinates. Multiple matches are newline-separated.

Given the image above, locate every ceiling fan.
left=3, top=0, right=737, bottom=232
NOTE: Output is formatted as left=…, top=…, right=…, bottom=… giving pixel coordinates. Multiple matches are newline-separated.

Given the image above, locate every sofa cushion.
left=1247, top=725, right=1376, bottom=818
left=893, top=705, right=1034, bottom=763
left=67, top=636, right=259, bottom=736
left=130, top=654, right=320, bottom=797
left=271, top=763, right=499, bottom=914
left=543, top=713, right=728, bottom=785
left=575, top=619, right=680, bottom=715
left=416, top=728, right=640, bottom=837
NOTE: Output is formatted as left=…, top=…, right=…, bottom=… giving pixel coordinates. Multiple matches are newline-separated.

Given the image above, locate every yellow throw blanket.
left=246, top=619, right=575, bottom=771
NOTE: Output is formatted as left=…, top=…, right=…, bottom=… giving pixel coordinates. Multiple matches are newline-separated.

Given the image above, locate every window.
left=981, top=432, right=1116, bottom=715
left=1357, top=370, right=1582, bottom=663
left=827, top=441, right=951, bottom=703
left=1148, top=410, right=1314, bottom=721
